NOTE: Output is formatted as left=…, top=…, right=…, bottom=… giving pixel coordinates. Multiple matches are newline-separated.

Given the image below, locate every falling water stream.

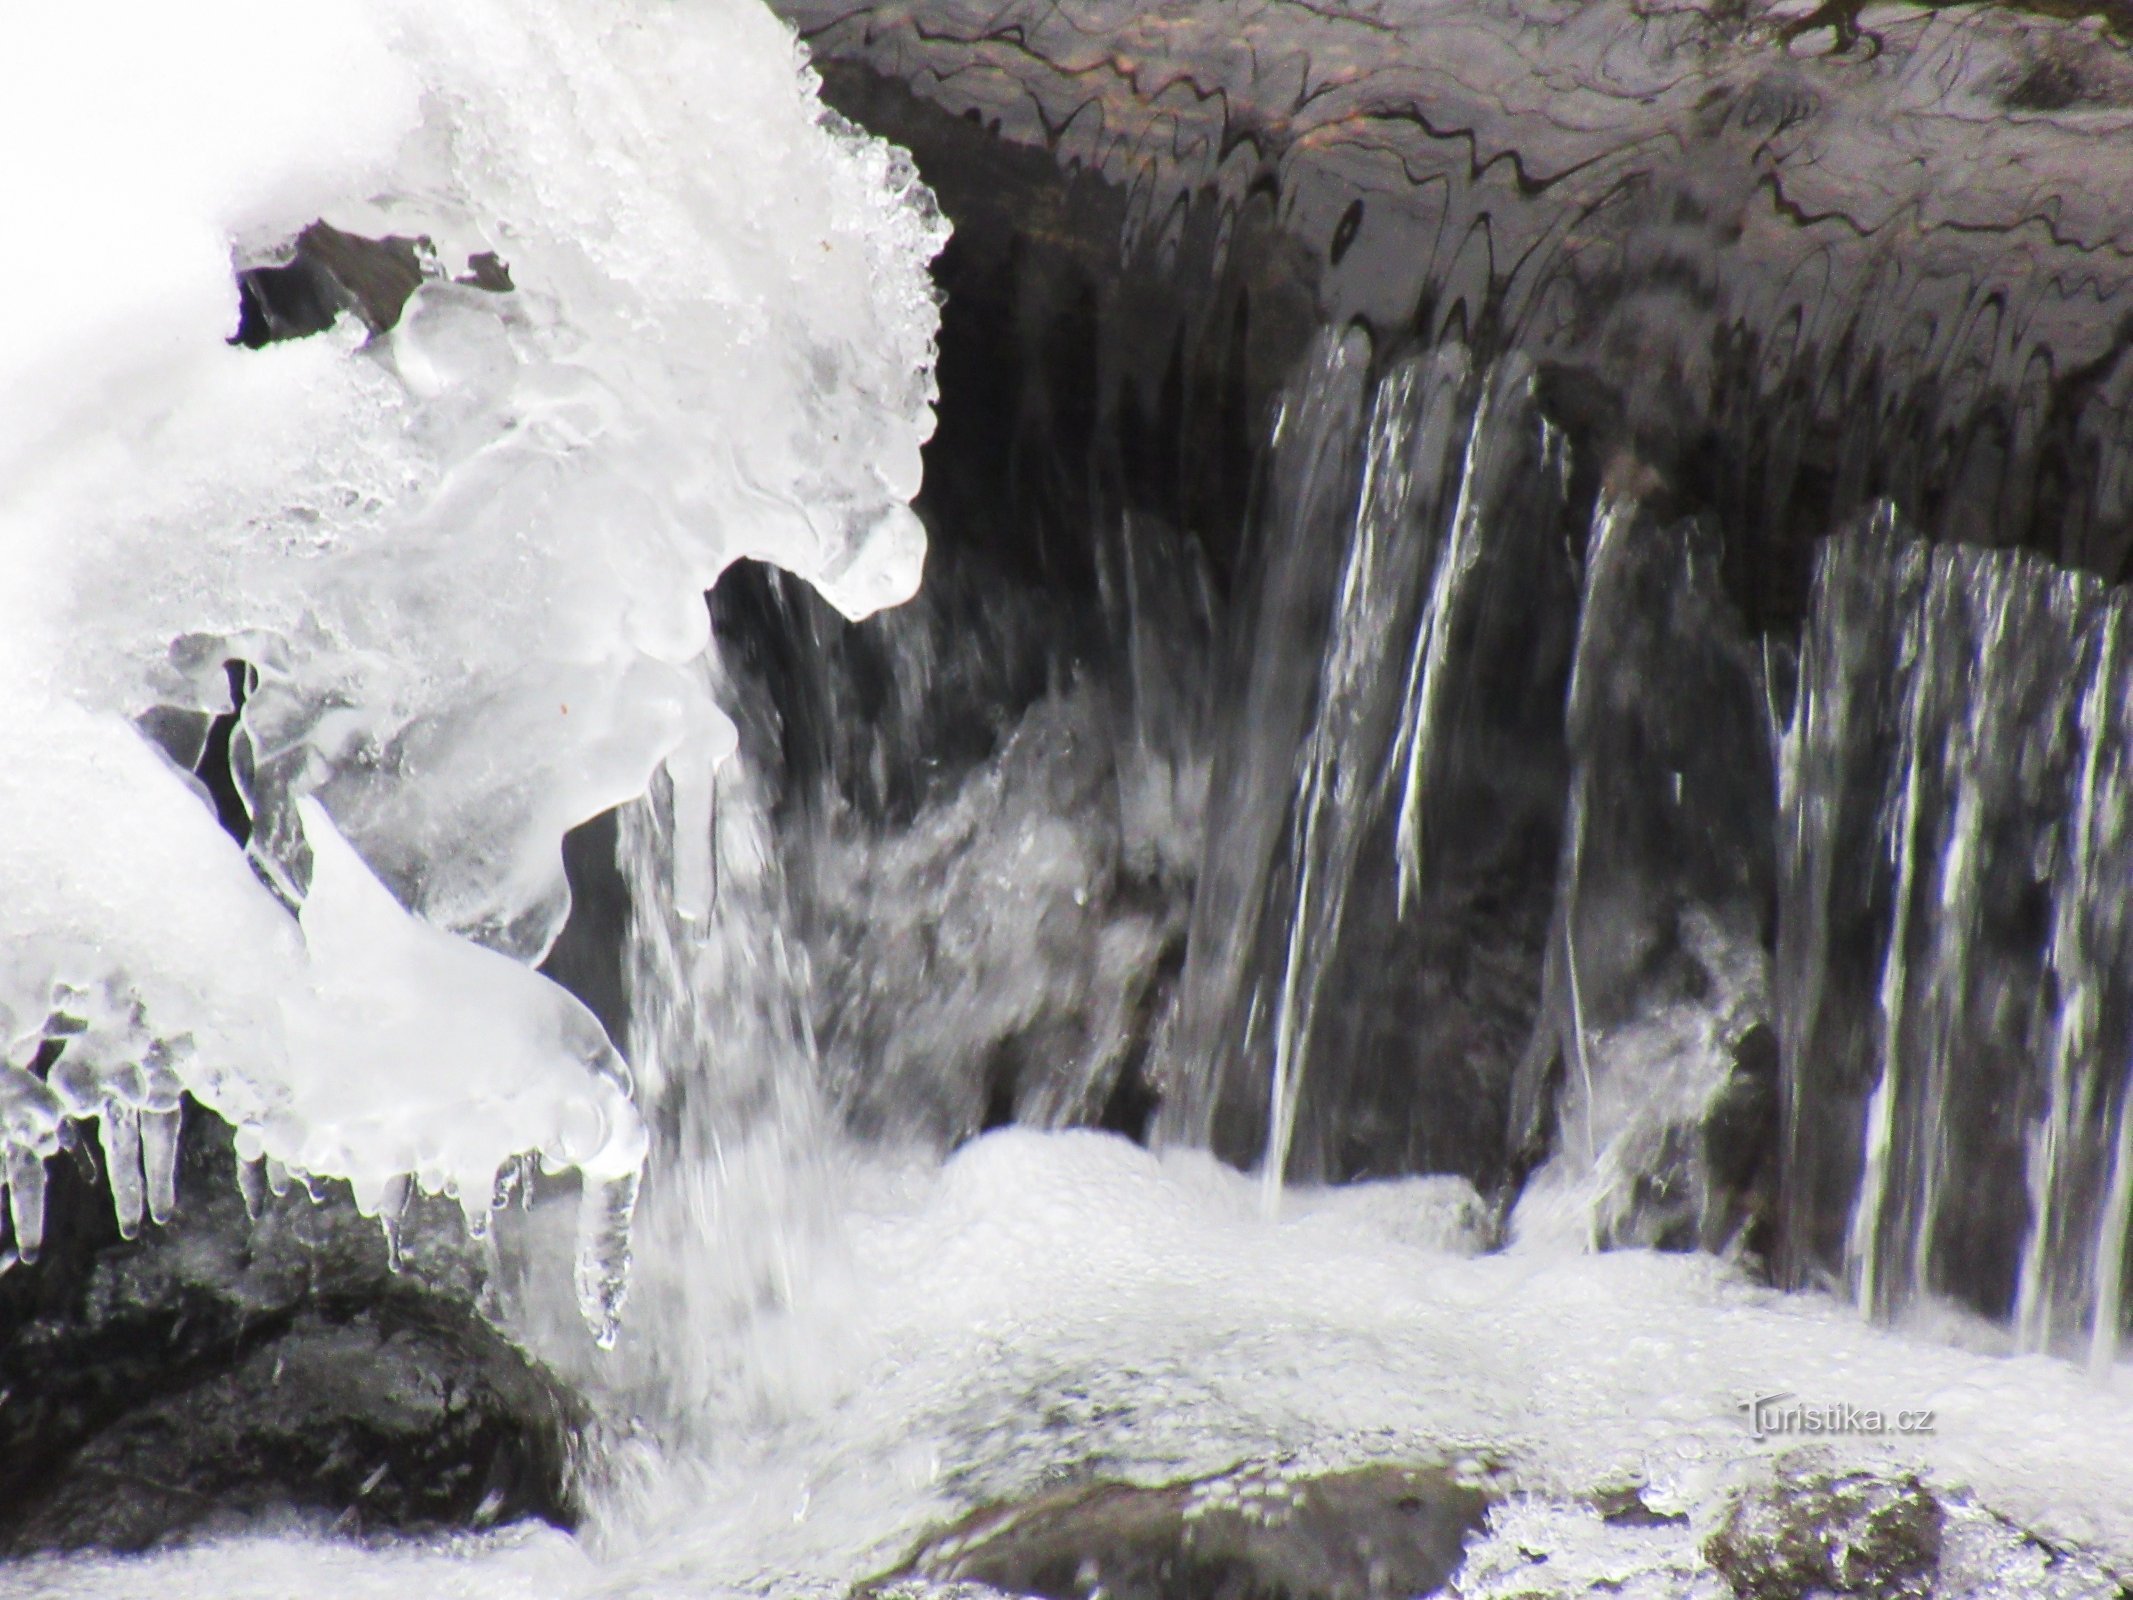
left=13, top=0, right=2133, bottom=1594
left=1780, top=523, right=2133, bottom=1368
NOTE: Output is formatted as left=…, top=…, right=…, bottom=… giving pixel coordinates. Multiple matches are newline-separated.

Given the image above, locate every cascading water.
left=17, top=0, right=2133, bottom=1592
left=1511, top=493, right=1777, bottom=1258
left=1779, top=519, right=2133, bottom=1365
left=1155, top=335, right=1578, bottom=1198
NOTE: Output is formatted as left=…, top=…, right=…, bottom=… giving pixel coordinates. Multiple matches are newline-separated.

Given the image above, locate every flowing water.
left=1779, top=521, right=2133, bottom=1367
left=10, top=0, right=2133, bottom=1593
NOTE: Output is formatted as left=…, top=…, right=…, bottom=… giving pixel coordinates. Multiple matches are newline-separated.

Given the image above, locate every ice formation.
left=0, top=0, right=946, bottom=1337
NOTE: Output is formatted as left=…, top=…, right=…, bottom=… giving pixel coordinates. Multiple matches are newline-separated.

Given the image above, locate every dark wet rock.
left=540, top=807, right=633, bottom=1053
left=1701, top=1020, right=1782, bottom=1258
left=775, top=0, right=2133, bottom=623
left=1, top=1304, right=577, bottom=1553
left=861, top=1460, right=1494, bottom=1600
left=1704, top=1470, right=1944, bottom=1600
left=457, top=250, right=515, bottom=293
left=1508, top=500, right=1780, bottom=1256
left=0, top=1105, right=583, bottom=1553
left=1154, top=345, right=1580, bottom=1190
left=762, top=0, right=2133, bottom=1231
left=234, top=220, right=511, bottom=348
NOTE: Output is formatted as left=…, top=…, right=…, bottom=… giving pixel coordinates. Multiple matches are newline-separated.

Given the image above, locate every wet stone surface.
left=1704, top=1469, right=1945, bottom=1600
left=861, top=1459, right=1495, bottom=1600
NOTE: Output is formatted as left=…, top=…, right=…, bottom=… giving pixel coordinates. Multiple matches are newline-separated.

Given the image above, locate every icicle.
left=237, top=1152, right=267, bottom=1221
left=4, top=1147, right=46, bottom=1264
left=379, top=1173, right=410, bottom=1269
left=265, top=1156, right=291, bottom=1197
left=574, top=1167, right=641, bottom=1351
left=99, top=1102, right=145, bottom=1240
left=349, top=1170, right=388, bottom=1217
left=0, top=1066, right=61, bottom=1266
left=141, top=1105, right=180, bottom=1225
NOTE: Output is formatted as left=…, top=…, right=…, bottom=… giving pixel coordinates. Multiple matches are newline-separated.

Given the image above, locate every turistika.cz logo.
left=1737, top=1392, right=1937, bottom=1441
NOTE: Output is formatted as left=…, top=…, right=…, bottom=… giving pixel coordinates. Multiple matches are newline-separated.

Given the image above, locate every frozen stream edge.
left=12, top=1129, right=2132, bottom=1598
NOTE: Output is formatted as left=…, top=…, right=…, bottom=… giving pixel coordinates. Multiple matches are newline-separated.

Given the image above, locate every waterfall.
left=1156, top=334, right=1577, bottom=1196
left=1779, top=519, right=2133, bottom=1362
left=24, top=0, right=2133, bottom=1581
left=1509, top=491, right=1776, bottom=1256
left=1108, top=319, right=2133, bottom=1367
left=1259, top=342, right=1489, bottom=1209
left=605, top=665, right=845, bottom=1410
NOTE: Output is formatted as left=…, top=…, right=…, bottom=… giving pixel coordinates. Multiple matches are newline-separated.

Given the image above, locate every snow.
left=0, top=0, right=945, bottom=1320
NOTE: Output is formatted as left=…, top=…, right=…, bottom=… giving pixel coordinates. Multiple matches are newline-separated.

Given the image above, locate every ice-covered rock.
left=0, top=0, right=947, bottom=1336
left=0, top=1111, right=584, bottom=1555
left=1704, top=1468, right=1945, bottom=1600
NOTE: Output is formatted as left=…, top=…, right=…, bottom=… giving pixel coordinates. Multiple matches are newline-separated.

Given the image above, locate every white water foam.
left=14, top=1129, right=2130, bottom=1597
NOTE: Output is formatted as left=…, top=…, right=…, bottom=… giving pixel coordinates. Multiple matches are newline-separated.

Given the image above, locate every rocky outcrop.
left=772, top=0, right=2133, bottom=621
left=760, top=0, right=2133, bottom=1319
left=233, top=220, right=512, bottom=347
left=860, top=1459, right=1495, bottom=1600
left=0, top=1106, right=582, bottom=1554
left=1705, top=1470, right=1944, bottom=1600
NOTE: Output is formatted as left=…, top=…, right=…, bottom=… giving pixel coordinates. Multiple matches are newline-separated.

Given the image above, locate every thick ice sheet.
left=17, top=1129, right=2130, bottom=1598
left=0, top=0, right=944, bottom=1294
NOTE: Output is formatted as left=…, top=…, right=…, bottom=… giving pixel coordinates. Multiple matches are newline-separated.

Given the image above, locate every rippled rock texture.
left=778, top=0, right=2133, bottom=611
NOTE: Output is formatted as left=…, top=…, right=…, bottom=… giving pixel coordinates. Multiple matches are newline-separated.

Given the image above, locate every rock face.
left=1704, top=1471, right=1945, bottom=1600
left=861, top=1460, right=1495, bottom=1600
left=772, top=0, right=2133, bottom=618
left=0, top=1106, right=582, bottom=1554
left=1508, top=499, right=1780, bottom=1255
left=1152, top=343, right=1581, bottom=1189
